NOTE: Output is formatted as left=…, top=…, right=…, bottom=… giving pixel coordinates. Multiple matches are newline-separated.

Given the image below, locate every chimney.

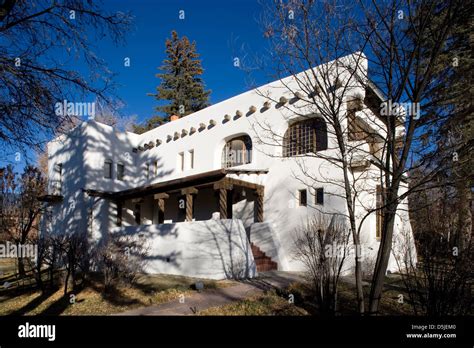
left=170, top=114, right=180, bottom=122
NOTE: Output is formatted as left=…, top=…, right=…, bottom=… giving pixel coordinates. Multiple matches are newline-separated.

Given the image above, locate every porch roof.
left=84, top=168, right=268, bottom=201
left=38, top=194, right=64, bottom=203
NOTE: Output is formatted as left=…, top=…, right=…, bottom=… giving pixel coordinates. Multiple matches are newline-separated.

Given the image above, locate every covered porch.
left=84, top=169, right=278, bottom=278
left=109, top=169, right=267, bottom=229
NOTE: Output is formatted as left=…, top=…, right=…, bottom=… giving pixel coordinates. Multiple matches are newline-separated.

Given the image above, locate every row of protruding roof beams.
left=131, top=92, right=310, bottom=153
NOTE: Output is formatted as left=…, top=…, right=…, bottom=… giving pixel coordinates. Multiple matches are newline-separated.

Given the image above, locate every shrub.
left=293, top=214, right=351, bottom=315
left=93, top=232, right=149, bottom=292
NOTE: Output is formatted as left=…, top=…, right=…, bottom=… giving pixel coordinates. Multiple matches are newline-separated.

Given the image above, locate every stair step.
left=256, top=260, right=277, bottom=265
left=250, top=242, right=278, bottom=272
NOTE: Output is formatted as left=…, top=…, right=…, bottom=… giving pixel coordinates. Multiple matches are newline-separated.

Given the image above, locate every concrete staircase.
left=250, top=242, right=278, bottom=272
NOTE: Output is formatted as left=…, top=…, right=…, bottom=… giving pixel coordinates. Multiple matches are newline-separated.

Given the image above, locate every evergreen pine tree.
left=134, top=31, right=210, bottom=133
left=414, top=1, right=473, bottom=248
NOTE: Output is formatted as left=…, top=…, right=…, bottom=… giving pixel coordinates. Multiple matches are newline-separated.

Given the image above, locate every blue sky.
left=100, top=0, right=269, bottom=123
left=3, top=0, right=271, bottom=168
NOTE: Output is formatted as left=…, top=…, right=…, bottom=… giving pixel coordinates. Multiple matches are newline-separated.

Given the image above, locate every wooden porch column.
left=214, top=181, right=233, bottom=219
left=181, top=187, right=198, bottom=222
left=154, top=193, right=169, bottom=224
left=255, top=187, right=264, bottom=223
left=116, top=201, right=123, bottom=227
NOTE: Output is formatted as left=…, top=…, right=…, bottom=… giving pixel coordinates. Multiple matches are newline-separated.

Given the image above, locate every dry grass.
left=0, top=258, right=17, bottom=277
left=198, top=291, right=309, bottom=316
left=0, top=256, right=415, bottom=316
left=0, top=273, right=235, bottom=316
left=337, top=276, right=415, bottom=315
left=284, top=276, right=415, bottom=315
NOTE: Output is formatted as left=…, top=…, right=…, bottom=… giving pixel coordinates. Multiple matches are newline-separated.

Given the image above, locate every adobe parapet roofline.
left=130, top=51, right=372, bottom=153
left=48, top=52, right=369, bottom=149
left=131, top=92, right=304, bottom=154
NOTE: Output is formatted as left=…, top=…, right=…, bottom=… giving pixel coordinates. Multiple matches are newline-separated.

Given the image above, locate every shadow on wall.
left=107, top=224, right=182, bottom=270
left=111, top=219, right=256, bottom=280
left=46, top=121, right=89, bottom=238
left=198, top=218, right=255, bottom=279
left=260, top=175, right=328, bottom=271
left=194, top=183, right=277, bottom=278
left=46, top=120, right=175, bottom=242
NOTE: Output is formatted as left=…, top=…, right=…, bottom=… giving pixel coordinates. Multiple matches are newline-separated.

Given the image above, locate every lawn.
left=0, top=265, right=235, bottom=316
left=337, top=277, right=415, bottom=315
left=0, top=257, right=17, bottom=275
left=282, top=275, right=415, bottom=315
left=199, top=291, right=309, bottom=316
left=0, top=256, right=417, bottom=316
left=198, top=275, right=416, bottom=316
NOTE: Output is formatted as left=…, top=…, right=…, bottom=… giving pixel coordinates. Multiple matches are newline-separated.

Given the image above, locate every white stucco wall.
left=111, top=219, right=256, bottom=279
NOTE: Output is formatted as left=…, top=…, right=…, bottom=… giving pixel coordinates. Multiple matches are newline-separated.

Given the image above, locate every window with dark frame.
left=189, top=149, right=194, bottom=169
left=178, top=152, right=184, bottom=171
left=104, top=159, right=112, bottom=179
left=117, top=162, right=124, bottom=180
left=55, top=163, right=62, bottom=175
left=283, top=118, right=327, bottom=157
left=347, top=99, right=365, bottom=141
left=315, top=188, right=324, bottom=205
left=299, top=189, right=307, bottom=206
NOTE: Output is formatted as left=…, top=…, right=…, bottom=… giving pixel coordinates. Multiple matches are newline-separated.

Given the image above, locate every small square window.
left=54, top=163, right=62, bottom=174
left=299, top=189, right=307, bottom=206
left=178, top=152, right=184, bottom=172
left=104, top=160, right=112, bottom=179
left=189, top=150, right=194, bottom=169
left=315, top=188, right=324, bottom=205
left=117, top=163, right=124, bottom=180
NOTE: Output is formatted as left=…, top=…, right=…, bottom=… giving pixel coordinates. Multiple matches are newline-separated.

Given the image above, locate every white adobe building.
left=41, top=53, right=415, bottom=279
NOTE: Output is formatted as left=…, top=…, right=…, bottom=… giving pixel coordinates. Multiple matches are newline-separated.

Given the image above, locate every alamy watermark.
left=55, top=99, right=96, bottom=119
left=324, top=242, right=371, bottom=261
left=0, top=241, right=37, bottom=260
left=222, top=148, right=252, bottom=166
left=18, top=322, right=55, bottom=342
left=380, top=100, right=420, bottom=119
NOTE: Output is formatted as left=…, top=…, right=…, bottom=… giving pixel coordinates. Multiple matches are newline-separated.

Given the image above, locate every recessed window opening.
left=299, top=189, right=307, bottom=206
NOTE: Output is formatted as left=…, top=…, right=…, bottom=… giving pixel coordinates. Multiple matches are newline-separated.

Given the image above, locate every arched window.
left=104, top=159, right=113, bottom=179
left=221, top=135, right=252, bottom=168
left=283, top=118, right=327, bottom=157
